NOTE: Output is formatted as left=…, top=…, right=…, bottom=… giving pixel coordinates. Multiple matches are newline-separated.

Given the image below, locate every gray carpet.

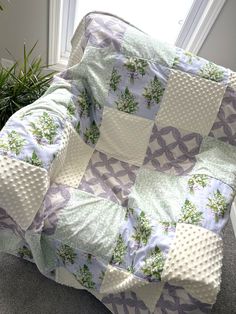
left=212, top=221, right=236, bottom=314
left=0, top=222, right=235, bottom=314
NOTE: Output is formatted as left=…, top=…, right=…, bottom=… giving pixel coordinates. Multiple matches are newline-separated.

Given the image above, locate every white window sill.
left=48, top=57, right=68, bottom=72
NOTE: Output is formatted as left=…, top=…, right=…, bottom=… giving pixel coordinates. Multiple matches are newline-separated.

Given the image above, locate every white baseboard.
left=230, top=201, right=236, bottom=237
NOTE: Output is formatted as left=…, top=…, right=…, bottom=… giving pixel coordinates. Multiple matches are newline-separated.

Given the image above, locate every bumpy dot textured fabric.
left=49, top=123, right=94, bottom=188
left=0, top=155, right=49, bottom=230
left=96, top=107, right=154, bottom=166
left=132, top=282, right=164, bottom=313
left=229, top=71, right=236, bottom=91
left=157, top=70, right=226, bottom=135
left=99, top=265, right=147, bottom=294
left=161, top=223, right=223, bottom=304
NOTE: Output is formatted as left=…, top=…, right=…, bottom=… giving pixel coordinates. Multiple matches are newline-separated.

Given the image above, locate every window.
left=73, top=0, right=194, bottom=44
left=48, top=0, right=226, bottom=70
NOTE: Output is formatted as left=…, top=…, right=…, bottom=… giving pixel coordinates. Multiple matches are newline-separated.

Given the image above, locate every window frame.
left=175, top=0, right=226, bottom=53
left=48, top=0, right=226, bottom=70
left=48, top=0, right=71, bottom=71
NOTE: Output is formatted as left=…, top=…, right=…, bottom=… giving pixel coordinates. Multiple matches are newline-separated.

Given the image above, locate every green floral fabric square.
left=50, top=189, right=126, bottom=261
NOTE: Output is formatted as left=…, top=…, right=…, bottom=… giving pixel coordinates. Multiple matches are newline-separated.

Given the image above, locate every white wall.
left=0, top=0, right=48, bottom=65
left=199, top=0, right=236, bottom=71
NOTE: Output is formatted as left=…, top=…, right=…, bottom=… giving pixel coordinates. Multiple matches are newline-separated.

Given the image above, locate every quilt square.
left=209, top=87, right=236, bottom=146
left=54, top=239, right=107, bottom=291
left=173, top=47, right=230, bottom=84
left=29, top=183, right=72, bottom=236
left=143, top=123, right=202, bottom=175
left=121, top=26, right=176, bottom=67
left=161, top=223, right=223, bottom=304
left=192, top=136, right=236, bottom=189
left=79, top=150, right=138, bottom=207
left=108, top=55, right=169, bottom=120
left=109, top=205, right=176, bottom=283
left=0, top=155, right=49, bottom=230
left=52, top=189, right=126, bottom=261
left=96, top=107, right=154, bottom=166
left=229, top=71, right=236, bottom=91
left=50, top=124, right=94, bottom=188
left=156, top=70, right=226, bottom=135
left=85, top=13, right=127, bottom=51
left=182, top=174, right=233, bottom=234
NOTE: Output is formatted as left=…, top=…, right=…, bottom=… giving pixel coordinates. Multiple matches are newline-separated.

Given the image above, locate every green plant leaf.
left=74, top=264, right=96, bottom=289
left=18, top=246, right=33, bottom=260
left=188, top=174, right=208, bottom=193
left=0, top=43, right=55, bottom=130
left=84, top=121, right=100, bottom=145
left=124, top=57, right=148, bottom=82
left=132, top=211, right=152, bottom=246
left=30, top=112, right=57, bottom=145
left=116, top=87, right=138, bottom=114
left=110, top=67, right=121, bottom=92
left=207, top=189, right=228, bottom=222
left=178, top=199, right=203, bottom=225
left=111, top=234, right=127, bottom=265
left=143, top=75, right=164, bottom=107
left=141, top=246, right=164, bottom=280
left=57, top=244, right=77, bottom=265
left=199, top=62, right=224, bottom=82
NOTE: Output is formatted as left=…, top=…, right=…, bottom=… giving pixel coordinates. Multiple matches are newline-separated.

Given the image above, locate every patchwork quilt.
left=1, top=12, right=236, bottom=314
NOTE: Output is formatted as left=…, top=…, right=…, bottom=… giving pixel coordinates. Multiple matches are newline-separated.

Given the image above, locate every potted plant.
left=0, top=43, right=55, bottom=129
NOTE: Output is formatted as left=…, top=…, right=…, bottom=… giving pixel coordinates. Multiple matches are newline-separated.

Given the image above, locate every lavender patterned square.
left=209, top=87, right=236, bottom=146
left=79, top=150, right=138, bottom=207
left=102, top=283, right=211, bottom=314
left=28, top=184, right=71, bottom=235
left=143, top=123, right=202, bottom=175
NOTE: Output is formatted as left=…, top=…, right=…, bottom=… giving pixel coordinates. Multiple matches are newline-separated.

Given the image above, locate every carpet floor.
left=0, top=221, right=235, bottom=314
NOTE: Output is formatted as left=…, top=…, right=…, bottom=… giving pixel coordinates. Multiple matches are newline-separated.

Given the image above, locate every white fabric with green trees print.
left=0, top=11, right=236, bottom=314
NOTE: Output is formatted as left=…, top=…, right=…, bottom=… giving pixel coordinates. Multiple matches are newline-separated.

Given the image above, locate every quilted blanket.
left=1, top=12, right=236, bottom=314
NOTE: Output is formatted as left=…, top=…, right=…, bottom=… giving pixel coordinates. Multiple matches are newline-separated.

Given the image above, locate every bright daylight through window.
left=73, top=0, right=194, bottom=44
left=49, top=0, right=226, bottom=70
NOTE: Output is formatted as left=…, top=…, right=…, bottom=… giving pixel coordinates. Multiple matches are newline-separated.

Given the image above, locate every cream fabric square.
left=133, top=282, right=164, bottom=313
left=229, top=71, right=236, bottom=91
left=0, top=155, right=49, bottom=230
left=99, top=265, right=147, bottom=294
left=96, top=107, right=154, bottom=166
left=157, top=70, right=226, bottom=135
left=161, top=223, right=223, bottom=304
left=50, top=123, right=94, bottom=188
